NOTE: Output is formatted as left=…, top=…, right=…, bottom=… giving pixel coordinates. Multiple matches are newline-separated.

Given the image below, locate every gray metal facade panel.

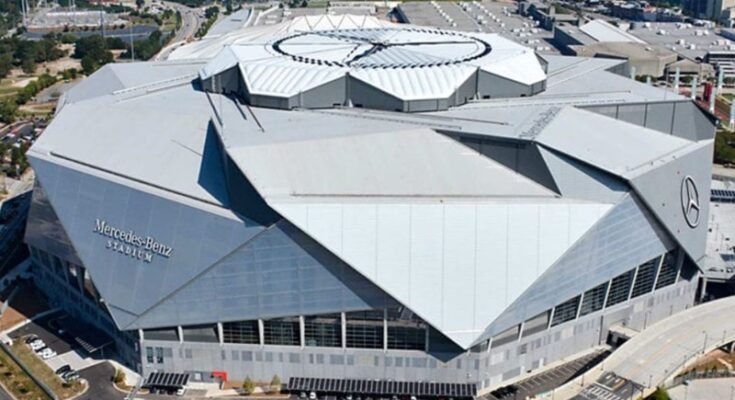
left=538, top=146, right=629, bottom=203
left=129, top=219, right=396, bottom=329
left=445, top=134, right=558, bottom=193
left=672, top=101, right=718, bottom=141
left=629, top=141, right=714, bottom=262
left=475, top=194, right=673, bottom=343
left=30, top=156, right=266, bottom=325
left=477, top=70, right=532, bottom=99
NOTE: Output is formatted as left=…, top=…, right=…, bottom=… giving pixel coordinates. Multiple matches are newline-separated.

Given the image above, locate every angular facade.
left=24, top=15, right=714, bottom=394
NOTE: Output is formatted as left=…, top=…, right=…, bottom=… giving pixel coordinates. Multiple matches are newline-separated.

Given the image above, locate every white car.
left=40, top=348, right=56, bottom=359
left=30, top=341, right=45, bottom=351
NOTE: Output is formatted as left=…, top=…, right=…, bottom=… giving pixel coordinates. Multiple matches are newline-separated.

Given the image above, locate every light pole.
left=703, top=330, right=709, bottom=354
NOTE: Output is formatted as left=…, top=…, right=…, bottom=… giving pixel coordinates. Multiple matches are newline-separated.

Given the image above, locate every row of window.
left=487, top=249, right=682, bottom=350
left=145, top=307, right=428, bottom=352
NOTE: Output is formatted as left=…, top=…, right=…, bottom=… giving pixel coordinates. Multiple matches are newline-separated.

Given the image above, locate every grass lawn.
left=12, top=341, right=84, bottom=399
left=0, top=346, right=50, bottom=399
left=160, top=14, right=179, bottom=32
left=723, top=93, right=735, bottom=103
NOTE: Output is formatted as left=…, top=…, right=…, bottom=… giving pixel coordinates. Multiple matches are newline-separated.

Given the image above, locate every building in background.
left=23, top=13, right=715, bottom=395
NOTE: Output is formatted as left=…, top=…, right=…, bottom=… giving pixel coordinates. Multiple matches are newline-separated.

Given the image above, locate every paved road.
left=164, top=1, right=202, bottom=43
left=77, top=362, right=123, bottom=400
left=485, top=349, right=610, bottom=400
left=555, top=296, right=735, bottom=399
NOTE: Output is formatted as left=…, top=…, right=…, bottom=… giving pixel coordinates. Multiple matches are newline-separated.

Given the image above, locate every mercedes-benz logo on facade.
left=680, top=176, right=700, bottom=228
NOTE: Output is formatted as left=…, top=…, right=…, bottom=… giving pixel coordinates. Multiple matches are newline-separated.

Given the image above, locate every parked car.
left=30, top=342, right=45, bottom=352
left=55, top=365, right=71, bottom=375
left=40, top=348, right=56, bottom=359
left=63, top=371, right=79, bottom=382
left=309, top=392, right=317, bottom=400
left=24, top=335, right=38, bottom=344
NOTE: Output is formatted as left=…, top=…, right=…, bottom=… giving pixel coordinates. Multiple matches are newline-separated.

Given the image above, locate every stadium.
left=24, top=14, right=715, bottom=395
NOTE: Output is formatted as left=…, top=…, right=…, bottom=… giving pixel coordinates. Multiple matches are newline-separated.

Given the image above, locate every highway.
left=551, top=296, right=735, bottom=399
left=163, top=1, right=202, bottom=43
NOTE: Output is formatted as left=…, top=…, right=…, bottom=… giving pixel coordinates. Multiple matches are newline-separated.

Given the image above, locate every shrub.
left=114, top=368, right=125, bottom=385
left=270, top=375, right=281, bottom=394
left=242, top=376, right=255, bottom=395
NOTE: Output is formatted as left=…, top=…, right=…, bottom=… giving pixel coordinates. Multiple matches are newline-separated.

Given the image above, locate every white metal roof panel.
left=227, top=127, right=557, bottom=199
left=536, top=107, right=691, bottom=177
left=579, top=19, right=646, bottom=44
left=271, top=200, right=612, bottom=347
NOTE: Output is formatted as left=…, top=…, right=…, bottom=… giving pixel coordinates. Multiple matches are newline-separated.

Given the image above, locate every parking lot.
left=573, top=373, right=645, bottom=400
left=10, top=312, right=75, bottom=355
left=486, top=350, right=610, bottom=399
left=9, top=311, right=114, bottom=377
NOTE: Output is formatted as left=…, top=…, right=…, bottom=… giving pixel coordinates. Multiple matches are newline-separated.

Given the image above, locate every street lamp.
left=703, top=330, right=709, bottom=354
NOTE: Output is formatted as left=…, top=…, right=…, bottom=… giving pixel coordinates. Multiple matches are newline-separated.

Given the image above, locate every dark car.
left=24, top=335, right=38, bottom=344
left=55, top=365, right=71, bottom=375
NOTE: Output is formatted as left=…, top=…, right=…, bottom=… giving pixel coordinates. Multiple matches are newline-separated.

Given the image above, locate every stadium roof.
left=30, top=14, right=715, bottom=348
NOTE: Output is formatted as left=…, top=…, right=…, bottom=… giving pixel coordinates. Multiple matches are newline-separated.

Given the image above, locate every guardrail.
left=668, top=368, right=735, bottom=389
left=0, top=341, right=57, bottom=400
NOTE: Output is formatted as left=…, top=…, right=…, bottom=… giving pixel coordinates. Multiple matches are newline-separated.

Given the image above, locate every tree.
left=205, top=6, right=219, bottom=19
left=0, top=99, right=17, bottom=124
left=0, top=53, right=12, bottom=79
left=648, top=387, right=671, bottom=400
left=270, top=375, right=281, bottom=394
left=81, top=55, right=98, bottom=75
left=242, top=376, right=255, bottom=395
left=136, top=0, right=144, bottom=8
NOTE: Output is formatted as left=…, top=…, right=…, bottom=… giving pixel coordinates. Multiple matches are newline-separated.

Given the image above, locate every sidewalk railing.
left=668, top=368, right=735, bottom=389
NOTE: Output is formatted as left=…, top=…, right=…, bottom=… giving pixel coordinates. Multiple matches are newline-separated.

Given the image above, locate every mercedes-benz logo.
left=271, top=28, right=492, bottom=69
left=680, top=176, right=700, bottom=228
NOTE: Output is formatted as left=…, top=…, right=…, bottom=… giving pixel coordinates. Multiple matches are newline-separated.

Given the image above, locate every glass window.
left=222, top=320, right=259, bottom=344
left=656, top=250, right=679, bottom=289
left=606, top=270, right=635, bottom=307
left=631, top=256, right=660, bottom=298
left=182, top=324, right=218, bottom=343
left=551, top=296, right=580, bottom=327
left=579, top=282, right=609, bottom=317
left=143, top=328, right=179, bottom=341
left=491, top=325, right=519, bottom=349
left=145, top=347, right=154, bottom=364
left=346, top=310, right=383, bottom=349
left=155, top=347, right=163, bottom=364
left=522, top=311, right=550, bottom=337
left=386, top=306, right=426, bottom=351
left=304, top=314, right=341, bottom=348
left=263, top=318, right=300, bottom=346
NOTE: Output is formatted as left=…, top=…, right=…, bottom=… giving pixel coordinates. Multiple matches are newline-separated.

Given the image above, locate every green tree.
left=0, top=99, right=17, bottom=124
left=81, top=55, right=97, bottom=75
left=0, top=53, right=12, bottom=79
left=242, top=376, right=255, bottom=395
left=648, top=387, right=671, bottom=400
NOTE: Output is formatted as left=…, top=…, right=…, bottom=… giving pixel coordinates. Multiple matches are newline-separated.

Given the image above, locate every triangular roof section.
left=627, top=140, right=713, bottom=262
left=269, top=200, right=611, bottom=348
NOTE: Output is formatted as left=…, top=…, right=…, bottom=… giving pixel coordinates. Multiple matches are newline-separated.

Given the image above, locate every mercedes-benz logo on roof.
left=680, top=175, right=700, bottom=228
left=271, top=28, right=492, bottom=69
